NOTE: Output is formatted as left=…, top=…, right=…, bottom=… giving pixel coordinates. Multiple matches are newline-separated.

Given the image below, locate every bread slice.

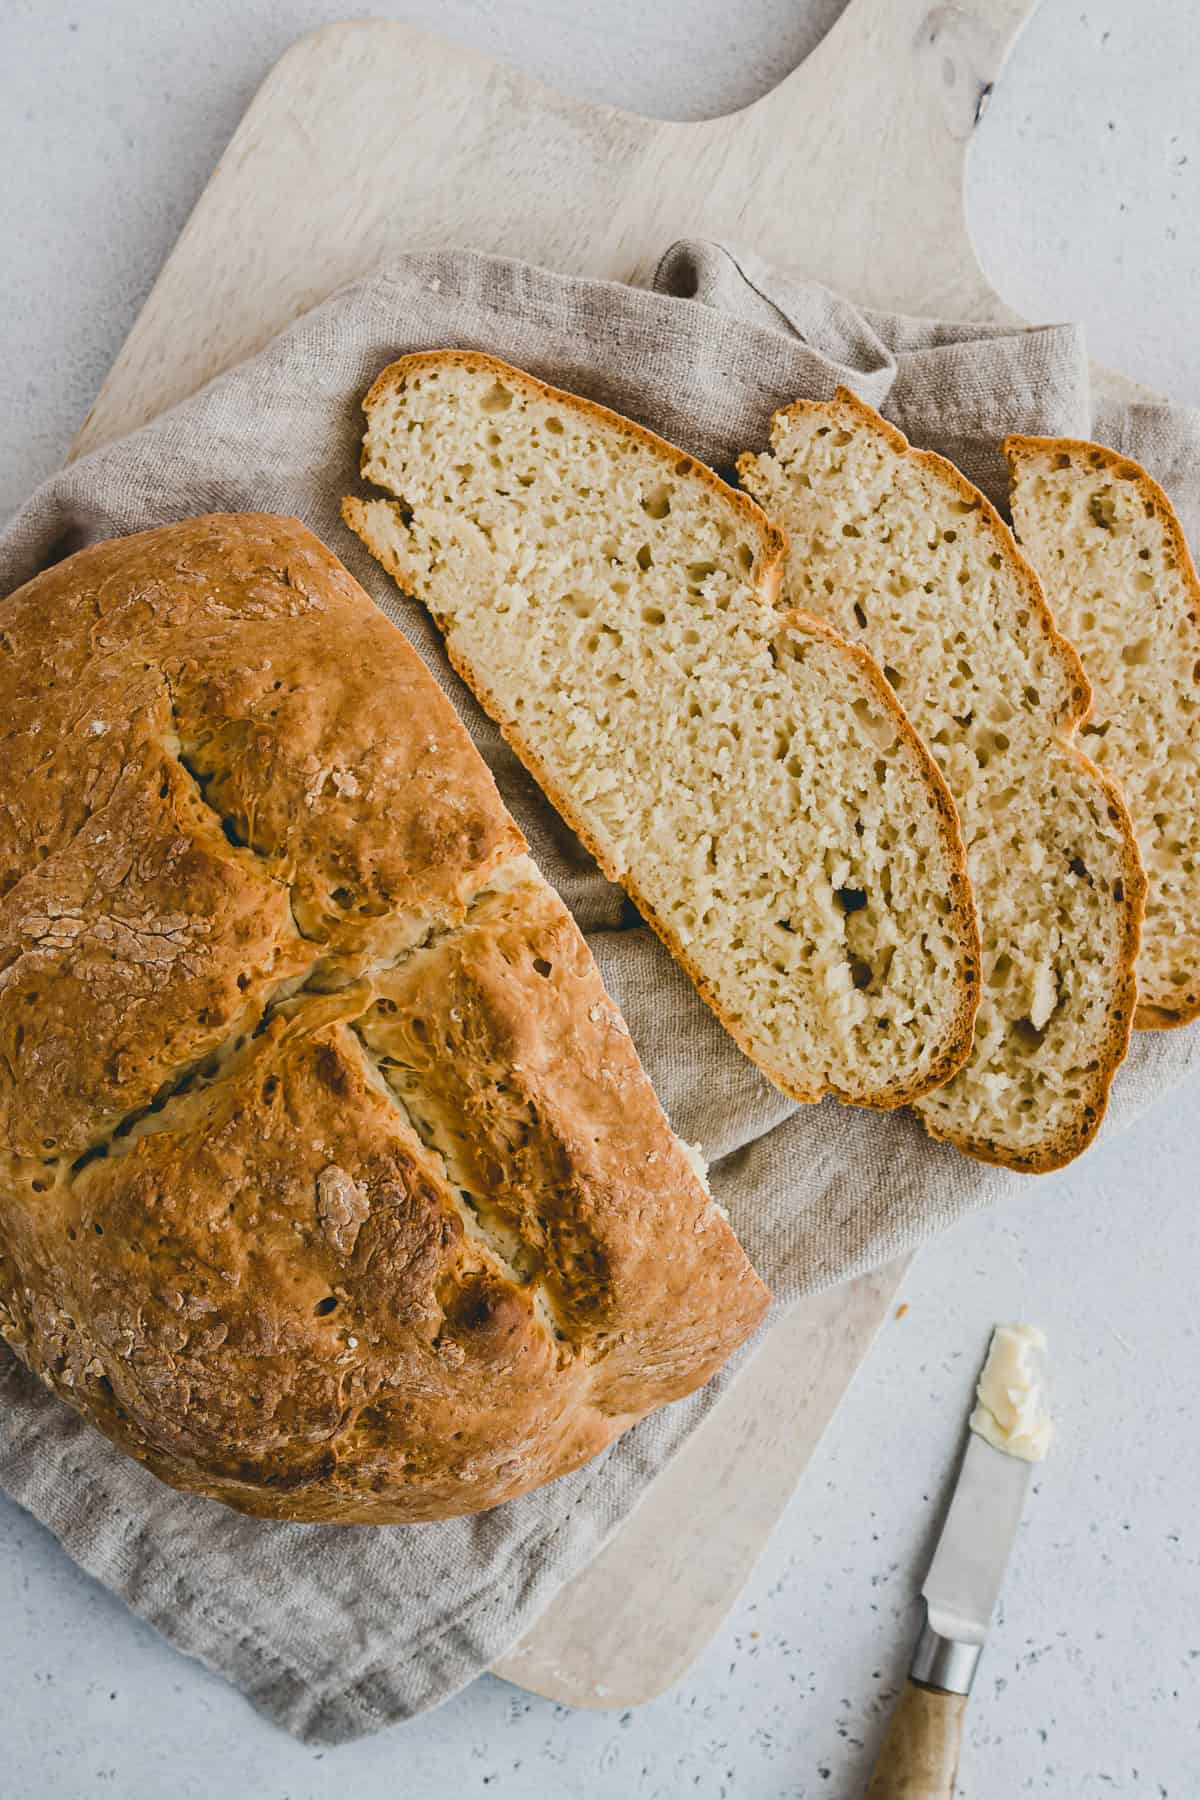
left=740, top=387, right=1145, bottom=1172
left=343, top=351, right=979, bottom=1112
left=1007, top=436, right=1200, bottom=1029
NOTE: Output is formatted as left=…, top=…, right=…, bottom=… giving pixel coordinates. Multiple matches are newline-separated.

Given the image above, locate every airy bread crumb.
left=344, top=351, right=981, bottom=1113
left=1007, top=436, right=1200, bottom=1029
left=741, top=388, right=1145, bottom=1172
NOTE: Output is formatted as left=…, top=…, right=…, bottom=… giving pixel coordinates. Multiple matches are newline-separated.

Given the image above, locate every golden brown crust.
left=0, top=515, right=768, bottom=1522
left=1005, top=433, right=1200, bottom=1031
left=343, top=355, right=980, bottom=1110
left=1130, top=1002, right=1196, bottom=1030
left=740, top=389, right=1146, bottom=1174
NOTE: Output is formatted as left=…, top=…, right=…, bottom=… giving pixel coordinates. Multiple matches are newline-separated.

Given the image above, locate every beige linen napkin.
left=1, top=243, right=1197, bottom=1741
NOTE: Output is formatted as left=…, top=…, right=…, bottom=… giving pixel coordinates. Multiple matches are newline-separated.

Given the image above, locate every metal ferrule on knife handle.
left=910, top=1614, right=982, bottom=1696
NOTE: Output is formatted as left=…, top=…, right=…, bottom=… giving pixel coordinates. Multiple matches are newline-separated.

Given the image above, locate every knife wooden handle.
left=863, top=1680, right=967, bottom=1798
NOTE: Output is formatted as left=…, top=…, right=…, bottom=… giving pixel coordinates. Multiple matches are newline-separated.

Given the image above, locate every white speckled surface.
left=2, top=3, right=1198, bottom=1793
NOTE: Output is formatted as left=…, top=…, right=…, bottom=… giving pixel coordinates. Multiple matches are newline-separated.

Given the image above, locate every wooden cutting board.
left=71, top=0, right=1042, bottom=1709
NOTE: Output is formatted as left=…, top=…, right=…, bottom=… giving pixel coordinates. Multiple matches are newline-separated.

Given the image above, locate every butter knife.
left=864, top=1326, right=1048, bottom=1798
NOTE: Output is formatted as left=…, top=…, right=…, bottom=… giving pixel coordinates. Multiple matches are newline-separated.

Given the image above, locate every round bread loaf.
left=0, top=514, right=768, bottom=1522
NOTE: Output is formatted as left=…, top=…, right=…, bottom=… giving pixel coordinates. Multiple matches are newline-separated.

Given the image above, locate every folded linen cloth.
left=2, top=242, right=1198, bottom=1743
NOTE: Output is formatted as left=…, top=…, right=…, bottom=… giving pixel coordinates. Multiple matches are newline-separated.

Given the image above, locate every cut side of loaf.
left=1007, top=436, right=1200, bottom=1029
left=344, top=351, right=980, bottom=1112
left=740, top=388, right=1146, bottom=1172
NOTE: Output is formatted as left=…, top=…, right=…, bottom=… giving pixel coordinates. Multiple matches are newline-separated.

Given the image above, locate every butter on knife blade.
left=909, top=1323, right=1052, bottom=1700
left=969, top=1323, right=1053, bottom=1463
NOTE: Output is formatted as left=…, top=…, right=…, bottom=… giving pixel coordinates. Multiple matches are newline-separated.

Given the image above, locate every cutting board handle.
left=758, top=0, right=1040, bottom=146
left=863, top=1680, right=967, bottom=1799
left=725, top=0, right=1042, bottom=317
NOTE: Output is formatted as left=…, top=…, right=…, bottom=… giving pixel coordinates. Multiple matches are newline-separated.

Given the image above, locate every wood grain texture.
left=865, top=1681, right=969, bottom=1799
left=66, top=0, right=1041, bottom=1710
left=493, top=1262, right=906, bottom=1704
left=74, top=0, right=1042, bottom=459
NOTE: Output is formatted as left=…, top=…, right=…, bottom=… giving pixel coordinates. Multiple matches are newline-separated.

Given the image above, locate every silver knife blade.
left=922, top=1429, right=1032, bottom=1646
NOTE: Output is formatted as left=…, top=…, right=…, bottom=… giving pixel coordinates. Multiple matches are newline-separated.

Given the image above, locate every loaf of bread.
left=0, top=514, right=769, bottom=1522
left=1007, top=436, right=1200, bottom=1029
left=740, top=388, right=1145, bottom=1171
left=343, top=352, right=980, bottom=1114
